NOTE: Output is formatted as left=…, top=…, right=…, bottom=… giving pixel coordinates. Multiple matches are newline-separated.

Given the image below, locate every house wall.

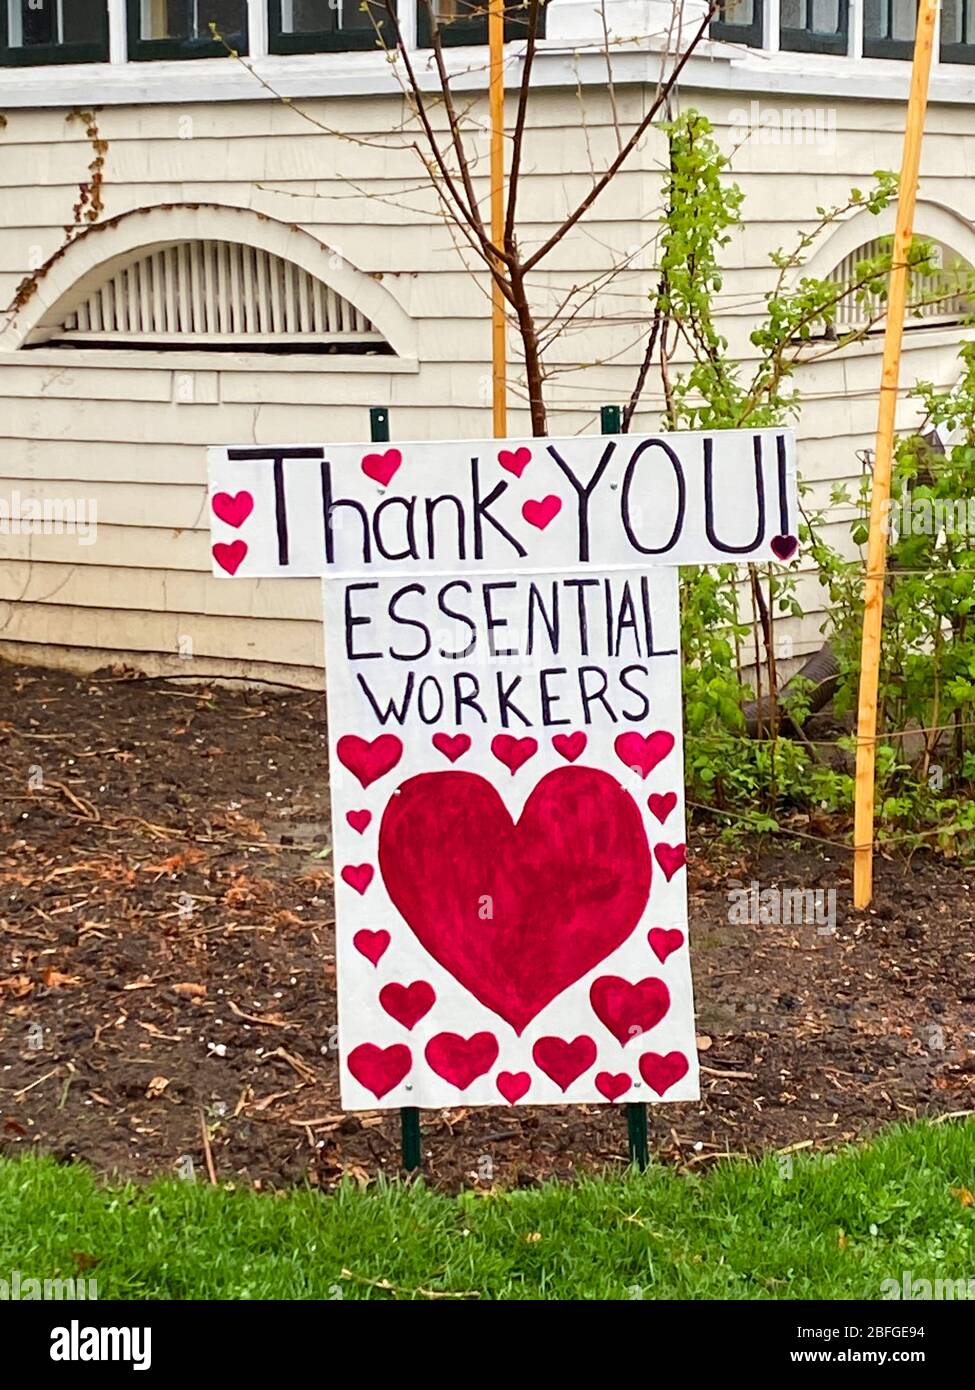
left=0, top=21, right=973, bottom=684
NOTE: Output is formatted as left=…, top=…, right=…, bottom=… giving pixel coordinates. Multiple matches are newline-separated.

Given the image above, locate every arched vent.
left=43, top=240, right=390, bottom=354
left=829, top=238, right=974, bottom=332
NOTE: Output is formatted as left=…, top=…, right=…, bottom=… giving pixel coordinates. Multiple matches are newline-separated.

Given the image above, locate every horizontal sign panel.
left=207, top=428, right=798, bottom=579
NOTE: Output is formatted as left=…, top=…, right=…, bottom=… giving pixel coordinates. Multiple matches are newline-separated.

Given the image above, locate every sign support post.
left=852, top=0, right=938, bottom=908
left=489, top=0, right=507, bottom=438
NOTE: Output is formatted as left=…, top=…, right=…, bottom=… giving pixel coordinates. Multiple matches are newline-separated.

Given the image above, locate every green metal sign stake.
left=601, top=403, right=650, bottom=1172
left=370, top=404, right=422, bottom=1173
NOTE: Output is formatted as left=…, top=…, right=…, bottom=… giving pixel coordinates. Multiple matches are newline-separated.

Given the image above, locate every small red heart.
left=346, top=809, right=372, bottom=835
left=532, top=1035, right=597, bottom=1091
left=361, top=447, right=402, bottom=487
left=771, top=533, right=798, bottom=561
left=615, top=730, right=675, bottom=779
left=596, top=1071, right=632, bottom=1102
left=648, top=927, right=684, bottom=964
left=212, top=490, right=254, bottom=528
left=379, top=980, right=436, bottom=1030
left=491, top=733, right=537, bottom=775
left=213, top=539, right=247, bottom=576
left=522, top=495, right=562, bottom=530
left=353, top=928, right=389, bottom=966
left=654, top=843, right=686, bottom=882
left=432, top=732, right=471, bottom=763
left=425, top=1031, right=499, bottom=1090
left=336, top=733, right=403, bottom=789
left=348, top=1041, right=411, bottom=1099
left=590, top=975, right=670, bottom=1046
left=639, top=1050, right=689, bottom=1096
left=552, top=732, right=587, bottom=763
left=498, top=446, right=531, bottom=478
left=496, top=1070, right=531, bottom=1104
left=648, top=791, right=678, bottom=825
left=342, top=863, right=374, bottom=895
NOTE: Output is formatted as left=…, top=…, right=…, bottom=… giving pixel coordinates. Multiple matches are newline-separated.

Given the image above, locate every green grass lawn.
left=1, top=1120, right=973, bottom=1299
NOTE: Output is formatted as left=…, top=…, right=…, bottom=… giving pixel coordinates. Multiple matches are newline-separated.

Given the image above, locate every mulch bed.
left=1, top=660, right=974, bottom=1192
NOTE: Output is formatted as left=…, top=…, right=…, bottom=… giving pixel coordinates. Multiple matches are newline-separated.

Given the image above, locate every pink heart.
left=771, top=534, right=798, bottom=561
left=361, top=447, right=402, bottom=487
left=213, top=540, right=247, bottom=576
left=532, top=1035, right=597, bottom=1091
left=212, top=490, right=254, bottom=528
left=348, top=1042, right=411, bottom=1099
left=347, top=809, right=372, bottom=835
left=648, top=791, right=678, bottom=825
left=353, top=928, right=390, bottom=966
left=491, top=733, right=537, bottom=775
left=379, top=980, right=436, bottom=1030
left=615, top=730, right=675, bottom=779
left=497, top=1070, right=531, bottom=1104
left=639, top=1050, right=689, bottom=1096
left=425, top=1031, right=499, bottom=1090
left=498, top=446, right=531, bottom=478
left=596, top=1071, right=632, bottom=1102
left=522, top=495, right=562, bottom=530
left=432, top=732, right=471, bottom=763
left=552, top=732, right=587, bottom=763
left=654, top=843, right=686, bottom=882
left=589, top=975, right=670, bottom=1046
left=342, top=863, right=374, bottom=895
left=336, top=733, right=403, bottom=789
left=648, top=927, right=685, bottom=963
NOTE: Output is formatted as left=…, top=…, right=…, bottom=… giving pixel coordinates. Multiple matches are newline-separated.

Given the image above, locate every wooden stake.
left=489, top=0, right=507, bottom=437
left=853, top=0, right=938, bottom=909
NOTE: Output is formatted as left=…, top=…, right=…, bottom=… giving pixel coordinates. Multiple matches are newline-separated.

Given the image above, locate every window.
left=268, top=0, right=391, bottom=53
left=127, top=0, right=247, bottom=60
left=780, top=0, right=848, bottom=53
left=1, top=0, right=108, bottom=65
left=862, top=0, right=915, bottom=58
left=417, top=0, right=545, bottom=50
left=709, top=0, right=763, bottom=46
left=941, top=0, right=975, bottom=62
left=827, top=237, right=973, bottom=334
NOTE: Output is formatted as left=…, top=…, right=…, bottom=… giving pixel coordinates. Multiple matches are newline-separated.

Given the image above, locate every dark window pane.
left=864, top=0, right=915, bottom=42
left=781, top=0, right=843, bottom=31
left=139, top=0, right=245, bottom=40
left=942, top=0, right=974, bottom=43
left=8, top=0, right=105, bottom=48
left=715, top=0, right=756, bottom=25
left=63, top=0, right=105, bottom=42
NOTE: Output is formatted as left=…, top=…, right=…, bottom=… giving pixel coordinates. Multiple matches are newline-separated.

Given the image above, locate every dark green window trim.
left=417, top=1, right=546, bottom=49
left=780, top=0, right=848, bottom=54
left=862, top=0, right=915, bottom=58
left=126, top=2, right=248, bottom=61
left=0, top=1, right=109, bottom=66
left=709, top=0, right=763, bottom=47
left=267, top=0, right=393, bottom=54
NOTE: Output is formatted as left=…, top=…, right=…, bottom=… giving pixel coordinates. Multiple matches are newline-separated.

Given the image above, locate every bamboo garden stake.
left=489, top=0, right=507, bottom=438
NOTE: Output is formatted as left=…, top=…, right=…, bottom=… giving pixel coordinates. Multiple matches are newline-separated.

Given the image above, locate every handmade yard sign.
left=208, top=426, right=797, bottom=1123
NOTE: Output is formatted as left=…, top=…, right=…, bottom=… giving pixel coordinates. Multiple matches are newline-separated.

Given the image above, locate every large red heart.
left=532, top=1035, right=597, bottom=1091
left=589, top=975, right=670, bottom=1046
left=380, top=980, right=436, bottom=1030
left=336, top=733, right=402, bottom=789
left=639, top=1050, right=689, bottom=1096
left=615, top=730, right=675, bottom=778
left=425, top=1031, right=498, bottom=1089
left=212, top=490, right=254, bottom=528
left=361, top=448, right=402, bottom=487
left=213, top=540, right=247, bottom=576
left=379, top=768, right=651, bottom=1034
left=347, top=1042, right=411, bottom=1099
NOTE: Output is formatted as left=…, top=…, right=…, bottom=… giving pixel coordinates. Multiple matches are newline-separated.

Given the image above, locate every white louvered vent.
left=53, top=240, right=387, bottom=351
left=829, top=238, right=973, bottom=332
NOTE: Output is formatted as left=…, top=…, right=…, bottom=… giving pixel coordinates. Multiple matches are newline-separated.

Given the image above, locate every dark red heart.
left=552, top=732, right=587, bottom=763
left=213, top=540, right=247, bottom=576
left=336, top=733, right=403, bottom=789
left=379, top=980, right=436, bottom=1030
left=532, top=1035, right=597, bottom=1091
left=353, top=929, right=389, bottom=966
left=490, top=734, right=537, bottom=775
left=341, top=864, right=374, bottom=895
left=347, top=1042, right=411, bottom=1099
left=379, top=768, right=651, bottom=1033
left=498, top=446, right=531, bottom=478
left=361, top=447, right=402, bottom=487
left=771, top=533, right=798, bottom=561
left=347, top=809, right=372, bottom=835
left=596, top=1071, right=632, bottom=1102
left=615, top=730, right=675, bottom=779
left=639, top=1050, right=689, bottom=1096
left=212, top=490, right=254, bottom=528
left=432, top=732, right=471, bottom=763
left=497, top=1070, right=531, bottom=1104
left=654, top=842, right=686, bottom=881
left=648, top=927, right=684, bottom=963
left=425, top=1031, right=498, bottom=1089
left=648, top=791, right=678, bottom=825
left=590, top=975, right=670, bottom=1046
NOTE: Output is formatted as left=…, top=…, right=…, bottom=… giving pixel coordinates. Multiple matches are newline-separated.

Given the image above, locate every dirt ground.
left=1, top=659, right=974, bottom=1191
